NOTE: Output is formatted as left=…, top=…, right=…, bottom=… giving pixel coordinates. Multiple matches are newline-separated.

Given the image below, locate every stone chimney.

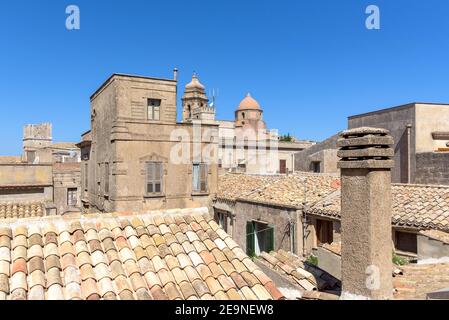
left=337, top=127, right=394, bottom=300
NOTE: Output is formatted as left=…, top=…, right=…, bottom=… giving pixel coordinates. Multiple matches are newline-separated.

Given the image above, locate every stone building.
left=181, top=73, right=313, bottom=174
left=348, top=102, right=449, bottom=184
left=215, top=171, right=449, bottom=263
left=0, top=123, right=81, bottom=216
left=52, top=162, right=81, bottom=215
left=294, top=134, right=339, bottom=174
left=78, top=73, right=219, bottom=213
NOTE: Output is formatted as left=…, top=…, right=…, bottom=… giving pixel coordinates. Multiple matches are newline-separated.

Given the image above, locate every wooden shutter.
left=246, top=221, right=255, bottom=257
left=154, top=163, right=162, bottom=193
left=104, top=162, right=109, bottom=193
left=200, top=164, right=208, bottom=192
left=146, top=162, right=163, bottom=194
left=267, top=226, right=275, bottom=252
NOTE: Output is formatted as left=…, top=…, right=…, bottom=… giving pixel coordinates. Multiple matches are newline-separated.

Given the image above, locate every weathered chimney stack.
left=173, top=68, right=178, bottom=81
left=337, top=127, right=394, bottom=300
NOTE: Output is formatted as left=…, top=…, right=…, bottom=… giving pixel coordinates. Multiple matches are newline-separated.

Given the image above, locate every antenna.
left=209, top=88, right=219, bottom=108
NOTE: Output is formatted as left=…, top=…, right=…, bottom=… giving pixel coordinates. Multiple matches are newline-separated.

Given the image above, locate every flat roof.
left=90, top=73, right=177, bottom=101
left=349, top=102, right=449, bottom=119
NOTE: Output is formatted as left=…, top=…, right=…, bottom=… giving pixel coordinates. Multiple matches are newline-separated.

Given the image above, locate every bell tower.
left=182, top=73, right=215, bottom=123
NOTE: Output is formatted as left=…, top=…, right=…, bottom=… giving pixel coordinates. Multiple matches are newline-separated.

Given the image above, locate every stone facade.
left=415, top=152, right=449, bottom=185
left=294, top=134, right=339, bottom=173
left=53, top=162, right=81, bottom=215
left=179, top=74, right=312, bottom=174
left=348, top=103, right=449, bottom=184
left=80, top=73, right=219, bottom=213
left=214, top=197, right=300, bottom=256
left=0, top=123, right=82, bottom=216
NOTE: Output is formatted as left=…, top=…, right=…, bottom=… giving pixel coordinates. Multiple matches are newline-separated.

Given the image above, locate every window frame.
left=145, top=161, right=164, bottom=197
left=67, top=188, right=78, bottom=206
left=104, top=162, right=110, bottom=195
left=147, top=98, right=161, bottom=121
left=192, top=163, right=208, bottom=194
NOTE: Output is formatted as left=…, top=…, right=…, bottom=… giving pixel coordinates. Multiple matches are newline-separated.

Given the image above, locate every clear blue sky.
left=1, top=0, right=449, bottom=155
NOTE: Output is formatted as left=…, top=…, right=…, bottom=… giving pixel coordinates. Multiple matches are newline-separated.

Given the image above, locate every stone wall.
left=231, top=200, right=299, bottom=255
left=87, top=74, right=219, bottom=213
left=415, top=152, right=449, bottom=185
left=53, top=163, right=81, bottom=215
left=348, top=105, right=415, bottom=184
left=294, top=134, right=339, bottom=173
left=418, top=234, right=449, bottom=261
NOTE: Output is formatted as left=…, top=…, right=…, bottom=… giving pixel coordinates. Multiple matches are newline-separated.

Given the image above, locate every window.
left=311, top=161, right=321, bottom=173
left=67, top=188, right=77, bottom=206
left=242, top=112, right=245, bottom=119
left=84, top=163, right=88, bottom=190
left=316, top=219, right=333, bottom=245
left=147, top=99, right=161, bottom=120
left=192, top=163, right=208, bottom=193
left=97, top=163, right=101, bottom=194
left=27, top=151, right=36, bottom=164
left=146, top=162, right=163, bottom=195
left=104, top=162, right=109, bottom=194
left=246, top=221, right=274, bottom=257
left=216, top=211, right=228, bottom=233
left=395, top=231, right=417, bottom=254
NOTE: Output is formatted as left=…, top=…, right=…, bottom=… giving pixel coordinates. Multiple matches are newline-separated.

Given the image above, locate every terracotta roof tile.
left=257, top=250, right=340, bottom=296
left=0, top=202, right=45, bottom=220
left=0, top=208, right=282, bottom=300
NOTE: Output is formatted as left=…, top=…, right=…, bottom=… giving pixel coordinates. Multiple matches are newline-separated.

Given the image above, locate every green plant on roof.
left=392, top=251, right=409, bottom=266
left=306, top=255, right=318, bottom=266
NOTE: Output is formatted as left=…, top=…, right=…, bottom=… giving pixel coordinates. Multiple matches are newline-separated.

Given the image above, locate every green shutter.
left=267, top=226, right=275, bottom=252
left=246, top=221, right=255, bottom=257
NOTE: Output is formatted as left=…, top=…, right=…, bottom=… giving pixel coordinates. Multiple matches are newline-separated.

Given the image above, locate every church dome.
left=185, top=73, right=205, bottom=90
left=237, top=93, right=261, bottom=110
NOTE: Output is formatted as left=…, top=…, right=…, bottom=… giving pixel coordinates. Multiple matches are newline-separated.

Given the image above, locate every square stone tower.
left=22, top=123, right=53, bottom=163
left=337, top=127, right=394, bottom=300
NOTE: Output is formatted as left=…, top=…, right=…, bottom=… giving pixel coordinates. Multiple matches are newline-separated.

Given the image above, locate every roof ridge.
left=393, top=183, right=449, bottom=189
left=0, top=207, right=210, bottom=227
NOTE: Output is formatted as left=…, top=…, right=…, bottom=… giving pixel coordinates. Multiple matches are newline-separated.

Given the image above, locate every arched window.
left=187, top=105, right=191, bottom=118
left=242, top=112, right=245, bottom=119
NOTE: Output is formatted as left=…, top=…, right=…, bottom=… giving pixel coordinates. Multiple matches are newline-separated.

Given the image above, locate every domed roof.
left=237, top=93, right=261, bottom=111
left=185, top=73, right=205, bottom=90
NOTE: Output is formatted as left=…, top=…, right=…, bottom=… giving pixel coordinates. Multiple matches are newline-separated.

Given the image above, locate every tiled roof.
left=0, top=202, right=45, bottom=220
left=256, top=250, right=340, bottom=298
left=217, top=174, right=281, bottom=201
left=393, top=263, right=449, bottom=300
left=419, top=229, right=449, bottom=244
left=0, top=208, right=284, bottom=300
left=217, top=173, right=340, bottom=208
left=392, top=184, right=449, bottom=231
left=321, top=242, right=342, bottom=256
left=308, top=184, right=449, bottom=232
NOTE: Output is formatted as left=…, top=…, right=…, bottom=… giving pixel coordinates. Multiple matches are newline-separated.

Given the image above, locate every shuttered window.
left=147, top=99, right=161, bottom=121
left=104, top=162, right=109, bottom=194
left=246, top=221, right=274, bottom=257
left=146, top=162, right=163, bottom=195
left=67, top=188, right=78, bottom=206
left=246, top=221, right=255, bottom=257
left=192, top=163, right=208, bottom=193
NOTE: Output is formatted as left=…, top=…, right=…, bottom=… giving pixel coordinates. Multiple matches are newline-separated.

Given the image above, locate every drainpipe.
left=406, top=124, right=412, bottom=183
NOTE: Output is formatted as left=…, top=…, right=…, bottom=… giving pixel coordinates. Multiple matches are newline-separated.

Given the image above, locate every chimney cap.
left=337, top=126, right=394, bottom=169
left=340, top=127, right=389, bottom=138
